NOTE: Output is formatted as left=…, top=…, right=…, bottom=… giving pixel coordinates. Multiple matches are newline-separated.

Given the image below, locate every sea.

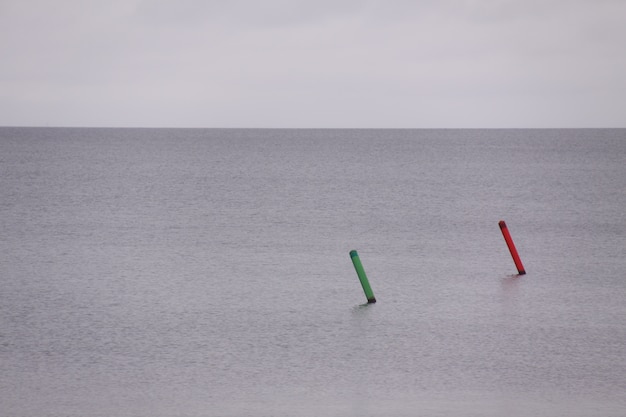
left=1, top=127, right=625, bottom=417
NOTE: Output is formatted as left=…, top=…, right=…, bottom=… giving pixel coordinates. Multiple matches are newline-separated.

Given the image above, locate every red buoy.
left=498, top=220, right=526, bottom=275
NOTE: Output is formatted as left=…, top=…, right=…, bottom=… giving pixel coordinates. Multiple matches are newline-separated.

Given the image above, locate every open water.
left=1, top=127, right=625, bottom=417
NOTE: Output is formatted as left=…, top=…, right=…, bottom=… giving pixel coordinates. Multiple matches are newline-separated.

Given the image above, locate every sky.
left=1, top=0, right=625, bottom=128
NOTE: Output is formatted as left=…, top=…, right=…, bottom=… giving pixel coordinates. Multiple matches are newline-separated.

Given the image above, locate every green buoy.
left=350, top=250, right=376, bottom=303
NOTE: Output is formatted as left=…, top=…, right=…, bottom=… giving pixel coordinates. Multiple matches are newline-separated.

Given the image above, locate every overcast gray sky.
left=1, top=0, right=625, bottom=128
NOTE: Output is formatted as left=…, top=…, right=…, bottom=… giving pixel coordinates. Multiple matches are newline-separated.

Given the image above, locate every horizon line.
left=2, top=125, right=625, bottom=130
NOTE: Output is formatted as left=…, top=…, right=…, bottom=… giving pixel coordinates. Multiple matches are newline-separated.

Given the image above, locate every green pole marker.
left=350, top=250, right=376, bottom=303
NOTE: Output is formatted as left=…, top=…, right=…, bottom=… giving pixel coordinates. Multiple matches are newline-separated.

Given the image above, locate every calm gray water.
left=1, top=128, right=625, bottom=417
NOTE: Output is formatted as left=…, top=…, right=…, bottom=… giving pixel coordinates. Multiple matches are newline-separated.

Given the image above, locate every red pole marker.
left=498, top=220, right=526, bottom=275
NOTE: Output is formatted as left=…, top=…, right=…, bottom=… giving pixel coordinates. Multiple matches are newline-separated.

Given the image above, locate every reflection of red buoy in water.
left=498, top=220, right=526, bottom=275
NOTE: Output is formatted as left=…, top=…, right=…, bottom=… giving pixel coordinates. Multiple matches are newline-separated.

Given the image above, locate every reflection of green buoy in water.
left=350, top=250, right=376, bottom=303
